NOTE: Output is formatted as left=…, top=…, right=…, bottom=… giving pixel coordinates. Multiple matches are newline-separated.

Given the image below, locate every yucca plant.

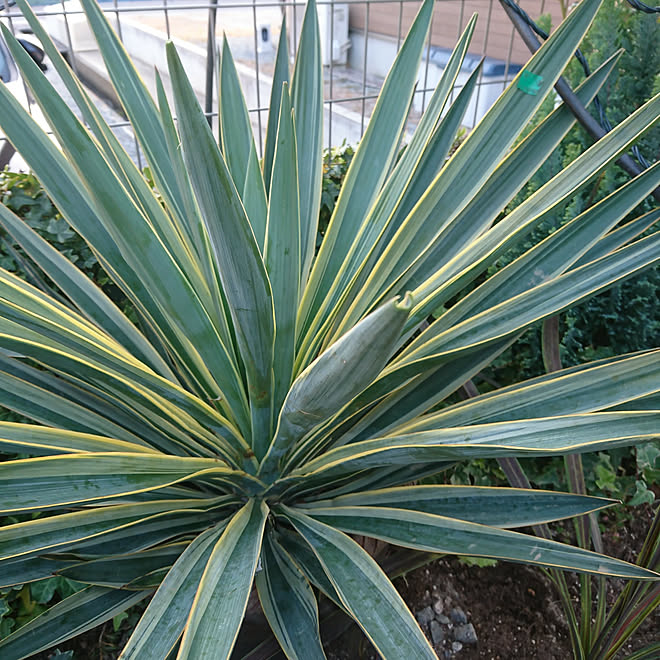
left=0, top=0, right=658, bottom=657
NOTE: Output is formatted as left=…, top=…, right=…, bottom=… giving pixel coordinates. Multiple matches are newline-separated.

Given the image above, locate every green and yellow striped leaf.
left=220, top=36, right=268, bottom=248
left=168, top=40, right=275, bottom=455
left=0, top=586, right=151, bottom=660
left=282, top=507, right=436, bottom=659
left=0, top=497, right=222, bottom=564
left=290, top=0, right=323, bottom=285
left=0, top=453, right=235, bottom=513
left=0, top=422, right=156, bottom=457
left=58, top=542, right=187, bottom=589
left=297, top=505, right=659, bottom=580
left=256, top=532, right=326, bottom=660
left=290, top=412, right=659, bottom=484
left=119, top=524, right=227, bottom=659
left=265, top=83, right=301, bottom=416
left=264, top=16, right=291, bottom=195
left=301, top=484, right=616, bottom=528
left=178, top=500, right=268, bottom=659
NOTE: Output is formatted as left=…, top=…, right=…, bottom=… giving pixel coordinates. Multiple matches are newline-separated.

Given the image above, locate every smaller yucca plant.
left=0, top=0, right=658, bottom=658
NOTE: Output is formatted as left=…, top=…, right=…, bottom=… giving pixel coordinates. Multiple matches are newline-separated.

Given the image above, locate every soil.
left=34, top=505, right=658, bottom=660
left=325, top=504, right=659, bottom=660
left=394, top=557, right=570, bottom=660
left=319, top=553, right=572, bottom=660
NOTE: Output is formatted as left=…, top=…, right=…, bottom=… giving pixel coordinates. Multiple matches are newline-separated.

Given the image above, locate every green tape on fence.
left=517, top=70, right=544, bottom=96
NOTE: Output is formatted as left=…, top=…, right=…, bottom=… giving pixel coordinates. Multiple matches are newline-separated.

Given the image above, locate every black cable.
left=501, top=0, right=656, bottom=169
left=625, top=0, right=660, bottom=13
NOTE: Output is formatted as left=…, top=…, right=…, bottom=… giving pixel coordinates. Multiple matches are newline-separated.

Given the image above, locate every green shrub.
left=0, top=577, right=84, bottom=640
left=0, top=0, right=658, bottom=658
left=319, top=142, right=355, bottom=246
left=1, top=171, right=96, bottom=274
left=488, top=0, right=659, bottom=384
left=0, top=170, right=130, bottom=315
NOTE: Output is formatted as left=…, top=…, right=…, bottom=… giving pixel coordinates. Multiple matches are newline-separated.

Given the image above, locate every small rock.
left=416, top=606, right=435, bottom=626
left=437, top=614, right=450, bottom=625
left=433, top=598, right=444, bottom=615
left=449, top=607, right=468, bottom=625
left=451, top=641, right=463, bottom=653
left=430, top=619, right=445, bottom=646
left=453, top=623, right=478, bottom=645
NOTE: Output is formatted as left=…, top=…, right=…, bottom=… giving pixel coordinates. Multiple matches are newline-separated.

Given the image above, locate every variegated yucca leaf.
left=0, top=0, right=658, bottom=658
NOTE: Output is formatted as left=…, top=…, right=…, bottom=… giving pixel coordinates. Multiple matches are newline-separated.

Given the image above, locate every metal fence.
left=1, top=0, right=559, bottom=167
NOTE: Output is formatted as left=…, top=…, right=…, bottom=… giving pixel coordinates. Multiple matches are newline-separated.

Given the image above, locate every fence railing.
left=1, top=0, right=561, bottom=165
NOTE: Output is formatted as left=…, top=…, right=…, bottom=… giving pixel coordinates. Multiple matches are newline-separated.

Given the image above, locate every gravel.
left=430, top=620, right=445, bottom=646
left=454, top=623, right=478, bottom=645
left=416, top=599, right=479, bottom=656
left=416, top=605, right=435, bottom=627
left=449, top=607, right=468, bottom=625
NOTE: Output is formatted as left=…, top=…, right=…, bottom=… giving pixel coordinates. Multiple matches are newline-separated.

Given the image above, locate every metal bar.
left=420, top=1, right=433, bottom=112
left=328, top=0, right=335, bottom=149
left=396, top=0, right=404, bottom=49
left=163, top=0, right=172, bottom=38
left=471, top=0, right=494, bottom=126
left=111, top=0, right=124, bottom=41
left=251, top=0, right=264, bottom=155
left=448, top=0, right=466, bottom=104
left=360, top=0, right=369, bottom=136
left=501, top=0, right=518, bottom=94
left=59, top=0, right=79, bottom=77
left=3, top=0, right=443, bottom=22
left=111, top=0, right=144, bottom=169
left=205, top=0, right=218, bottom=128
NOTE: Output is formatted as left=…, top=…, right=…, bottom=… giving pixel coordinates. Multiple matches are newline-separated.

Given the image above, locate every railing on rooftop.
left=1, top=0, right=561, bottom=167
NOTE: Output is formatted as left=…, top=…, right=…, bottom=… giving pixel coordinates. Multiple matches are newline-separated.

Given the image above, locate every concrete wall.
left=349, top=0, right=564, bottom=66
